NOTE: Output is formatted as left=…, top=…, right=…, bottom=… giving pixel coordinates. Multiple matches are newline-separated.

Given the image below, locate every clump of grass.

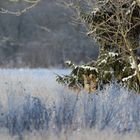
left=0, top=69, right=139, bottom=140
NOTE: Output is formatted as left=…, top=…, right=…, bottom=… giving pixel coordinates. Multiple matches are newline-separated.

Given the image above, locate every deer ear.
left=82, top=74, right=86, bottom=79
left=89, top=74, right=93, bottom=79
left=96, top=78, right=99, bottom=82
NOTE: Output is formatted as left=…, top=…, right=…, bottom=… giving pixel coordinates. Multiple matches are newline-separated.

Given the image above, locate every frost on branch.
left=56, top=0, right=140, bottom=93
left=56, top=51, right=140, bottom=93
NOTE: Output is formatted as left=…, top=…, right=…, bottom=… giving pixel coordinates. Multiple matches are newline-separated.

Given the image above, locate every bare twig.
left=0, top=0, right=41, bottom=16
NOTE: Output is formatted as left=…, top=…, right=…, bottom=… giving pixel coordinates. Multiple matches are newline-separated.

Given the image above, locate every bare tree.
left=57, top=0, right=140, bottom=93
left=84, top=0, right=140, bottom=82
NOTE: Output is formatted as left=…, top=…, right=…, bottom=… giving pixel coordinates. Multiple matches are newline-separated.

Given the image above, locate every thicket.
left=57, top=0, right=140, bottom=93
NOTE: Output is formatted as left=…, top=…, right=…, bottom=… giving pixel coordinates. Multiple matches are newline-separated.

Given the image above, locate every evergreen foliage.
left=56, top=0, right=140, bottom=93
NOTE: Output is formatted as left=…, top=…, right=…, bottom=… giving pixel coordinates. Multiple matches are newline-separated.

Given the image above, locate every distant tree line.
left=0, top=0, right=98, bottom=68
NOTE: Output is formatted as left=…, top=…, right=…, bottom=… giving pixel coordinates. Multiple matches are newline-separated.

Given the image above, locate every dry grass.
left=0, top=69, right=139, bottom=140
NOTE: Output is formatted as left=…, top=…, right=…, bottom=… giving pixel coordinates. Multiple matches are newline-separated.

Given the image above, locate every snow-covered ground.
left=0, top=69, right=139, bottom=140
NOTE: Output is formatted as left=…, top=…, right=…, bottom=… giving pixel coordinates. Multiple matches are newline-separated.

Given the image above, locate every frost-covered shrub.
left=0, top=83, right=140, bottom=139
left=0, top=69, right=139, bottom=140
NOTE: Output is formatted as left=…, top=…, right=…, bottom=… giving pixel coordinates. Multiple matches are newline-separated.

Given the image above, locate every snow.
left=108, top=52, right=119, bottom=57
left=104, top=70, right=114, bottom=74
left=101, top=59, right=107, bottom=63
left=80, top=65, right=98, bottom=72
left=138, top=63, right=140, bottom=70
left=126, top=10, right=131, bottom=15
left=98, top=58, right=107, bottom=65
left=91, top=7, right=99, bottom=15
left=129, top=56, right=140, bottom=71
left=65, top=60, right=72, bottom=65
left=129, top=56, right=136, bottom=69
left=122, top=71, right=137, bottom=81
left=122, top=67, right=126, bottom=72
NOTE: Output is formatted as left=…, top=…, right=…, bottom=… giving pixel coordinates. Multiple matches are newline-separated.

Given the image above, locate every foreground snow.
left=0, top=69, right=139, bottom=140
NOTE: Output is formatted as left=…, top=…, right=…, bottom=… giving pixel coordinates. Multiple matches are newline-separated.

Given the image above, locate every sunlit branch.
left=0, top=0, right=41, bottom=16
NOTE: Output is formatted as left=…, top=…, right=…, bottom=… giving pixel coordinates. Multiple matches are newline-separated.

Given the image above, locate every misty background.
left=0, top=0, right=99, bottom=68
